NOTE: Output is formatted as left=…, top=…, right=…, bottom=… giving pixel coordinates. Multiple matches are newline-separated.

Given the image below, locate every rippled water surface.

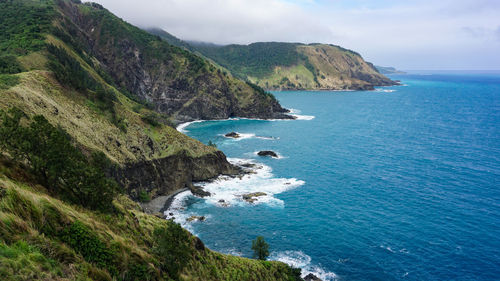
left=169, top=72, right=500, bottom=280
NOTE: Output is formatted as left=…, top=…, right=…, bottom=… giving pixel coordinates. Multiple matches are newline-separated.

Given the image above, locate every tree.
left=251, top=236, right=269, bottom=260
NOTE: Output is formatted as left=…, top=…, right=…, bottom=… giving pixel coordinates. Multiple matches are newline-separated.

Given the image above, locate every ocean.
left=168, top=72, right=500, bottom=280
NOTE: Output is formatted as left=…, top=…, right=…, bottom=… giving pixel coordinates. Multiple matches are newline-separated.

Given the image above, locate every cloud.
left=87, top=0, right=500, bottom=70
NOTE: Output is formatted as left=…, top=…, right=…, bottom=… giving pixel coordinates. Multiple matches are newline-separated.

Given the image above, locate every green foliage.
left=60, top=220, right=117, bottom=274
left=245, top=81, right=277, bottom=101
left=138, top=190, right=151, bottom=203
left=251, top=236, right=269, bottom=260
left=0, top=240, right=63, bottom=280
left=0, top=0, right=54, bottom=55
left=46, top=43, right=98, bottom=91
left=194, top=42, right=301, bottom=78
left=153, top=222, right=192, bottom=279
left=0, top=56, right=24, bottom=74
left=0, top=74, right=19, bottom=90
left=0, top=107, right=120, bottom=212
left=207, top=140, right=217, bottom=148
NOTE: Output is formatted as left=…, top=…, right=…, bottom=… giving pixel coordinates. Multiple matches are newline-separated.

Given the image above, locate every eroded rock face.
left=112, top=151, right=238, bottom=200
left=57, top=1, right=293, bottom=123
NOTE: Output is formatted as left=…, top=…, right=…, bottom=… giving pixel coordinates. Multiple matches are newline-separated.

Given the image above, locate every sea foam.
left=270, top=250, right=337, bottom=281
left=166, top=158, right=305, bottom=228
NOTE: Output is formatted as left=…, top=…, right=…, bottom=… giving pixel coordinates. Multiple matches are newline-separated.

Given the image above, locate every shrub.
left=138, top=190, right=151, bottom=203
left=0, top=74, right=19, bottom=90
left=0, top=56, right=24, bottom=74
left=60, top=220, right=117, bottom=274
left=153, top=222, right=192, bottom=279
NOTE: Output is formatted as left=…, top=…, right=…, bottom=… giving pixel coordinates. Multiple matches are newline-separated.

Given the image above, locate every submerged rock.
left=304, top=273, right=323, bottom=281
left=186, top=215, right=206, bottom=222
left=242, top=192, right=267, bottom=203
left=225, top=132, right=241, bottom=138
left=257, top=150, right=278, bottom=158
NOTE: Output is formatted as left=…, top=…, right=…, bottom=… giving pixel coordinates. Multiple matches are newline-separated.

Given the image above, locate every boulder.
left=304, top=273, right=323, bottom=281
left=225, top=132, right=240, bottom=138
left=186, top=215, right=206, bottom=222
left=242, top=192, right=267, bottom=203
left=257, top=150, right=278, bottom=158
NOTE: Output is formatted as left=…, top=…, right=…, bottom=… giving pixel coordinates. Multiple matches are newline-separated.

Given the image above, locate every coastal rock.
left=187, top=215, right=206, bottom=222
left=304, top=273, right=323, bottom=281
left=257, top=150, right=278, bottom=158
left=242, top=192, right=267, bottom=203
left=189, top=184, right=211, bottom=198
left=218, top=199, right=230, bottom=207
left=225, top=132, right=240, bottom=138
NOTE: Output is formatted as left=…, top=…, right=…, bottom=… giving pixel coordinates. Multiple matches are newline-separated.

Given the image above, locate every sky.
left=87, top=0, right=500, bottom=70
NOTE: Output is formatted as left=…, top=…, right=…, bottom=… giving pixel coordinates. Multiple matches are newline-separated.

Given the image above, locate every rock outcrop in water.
left=225, top=132, right=241, bottom=138
left=258, top=150, right=279, bottom=158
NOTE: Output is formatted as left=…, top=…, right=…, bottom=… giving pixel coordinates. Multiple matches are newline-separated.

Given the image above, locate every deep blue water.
left=170, top=72, right=500, bottom=280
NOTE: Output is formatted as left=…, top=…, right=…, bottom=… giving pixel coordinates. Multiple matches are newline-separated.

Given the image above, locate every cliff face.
left=56, top=1, right=291, bottom=123
left=113, top=151, right=238, bottom=200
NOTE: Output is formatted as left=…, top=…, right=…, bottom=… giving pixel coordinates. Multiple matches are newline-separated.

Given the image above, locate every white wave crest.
left=375, top=89, right=397, bottom=93
left=176, top=120, right=204, bottom=133
left=270, top=250, right=337, bottom=281
left=198, top=158, right=304, bottom=207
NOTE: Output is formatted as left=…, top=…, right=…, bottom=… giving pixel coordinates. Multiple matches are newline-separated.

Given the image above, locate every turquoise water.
left=169, top=72, right=500, bottom=280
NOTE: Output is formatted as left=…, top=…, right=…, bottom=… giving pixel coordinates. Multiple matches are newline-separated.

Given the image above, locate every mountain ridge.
left=147, top=28, right=397, bottom=91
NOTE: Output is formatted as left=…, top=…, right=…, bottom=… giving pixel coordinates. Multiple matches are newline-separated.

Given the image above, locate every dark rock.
left=242, top=192, right=267, bottom=203
left=187, top=215, right=205, bottom=222
left=189, top=184, right=211, bottom=198
left=225, top=132, right=240, bottom=138
left=257, top=150, right=278, bottom=158
left=112, top=150, right=238, bottom=202
left=304, top=273, right=323, bottom=281
left=169, top=212, right=174, bottom=216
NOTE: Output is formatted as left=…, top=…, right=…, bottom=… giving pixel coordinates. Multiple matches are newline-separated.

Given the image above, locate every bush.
left=251, top=236, right=269, bottom=260
left=138, top=190, right=151, bottom=203
left=0, top=74, right=19, bottom=90
left=0, top=107, right=120, bottom=212
left=153, top=222, right=192, bottom=279
left=60, top=220, right=117, bottom=274
left=0, top=56, right=24, bottom=74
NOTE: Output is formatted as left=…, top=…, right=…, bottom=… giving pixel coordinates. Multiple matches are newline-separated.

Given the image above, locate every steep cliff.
left=55, top=1, right=291, bottom=122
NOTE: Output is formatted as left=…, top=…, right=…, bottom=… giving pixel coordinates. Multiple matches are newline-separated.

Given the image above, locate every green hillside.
left=149, top=29, right=396, bottom=91
left=192, top=42, right=396, bottom=90
left=0, top=0, right=301, bottom=280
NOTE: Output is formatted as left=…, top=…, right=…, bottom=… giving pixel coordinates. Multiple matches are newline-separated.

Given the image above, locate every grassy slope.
left=0, top=159, right=299, bottom=280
